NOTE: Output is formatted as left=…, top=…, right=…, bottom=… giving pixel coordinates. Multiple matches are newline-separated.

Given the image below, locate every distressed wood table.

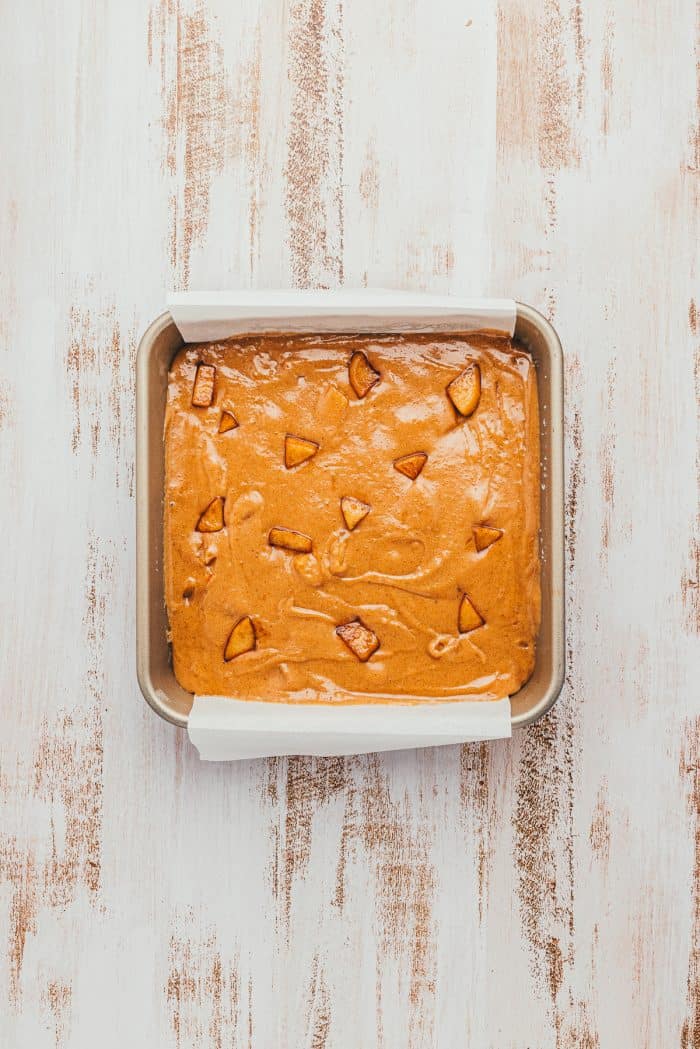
left=1, top=1, right=698, bottom=1046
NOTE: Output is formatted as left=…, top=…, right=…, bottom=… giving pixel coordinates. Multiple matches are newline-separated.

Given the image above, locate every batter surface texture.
left=164, top=332, right=541, bottom=702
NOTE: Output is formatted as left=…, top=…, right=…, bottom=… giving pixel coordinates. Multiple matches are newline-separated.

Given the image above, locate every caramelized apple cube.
left=341, top=496, right=371, bottom=531
left=224, top=615, right=256, bottom=661
left=218, top=410, right=238, bottom=433
left=336, top=619, right=380, bottom=662
left=284, top=434, right=319, bottom=469
left=348, top=350, right=380, bottom=399
left=473, top=525, right=503, bottom=552
left=393, top=452, right=428, bottom=480
left=196, top=496, right=225, bottom=533
left=447, top=363, right=481, bottom=417
left=268, top=527, right=313, bottom=554
left=192, top=364, right=216, bottom=407
left=458, top=593, right=484, bottom=634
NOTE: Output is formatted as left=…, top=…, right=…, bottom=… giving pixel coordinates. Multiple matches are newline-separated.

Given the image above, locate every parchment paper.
left=168, top=290, right=515, bottom=761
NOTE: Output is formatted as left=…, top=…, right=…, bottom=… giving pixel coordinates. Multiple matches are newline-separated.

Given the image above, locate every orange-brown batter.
left=164, top=332, right=541, bottom=702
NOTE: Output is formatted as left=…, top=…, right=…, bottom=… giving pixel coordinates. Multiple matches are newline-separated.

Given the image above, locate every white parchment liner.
left=168, top=290, right=517, bottom=761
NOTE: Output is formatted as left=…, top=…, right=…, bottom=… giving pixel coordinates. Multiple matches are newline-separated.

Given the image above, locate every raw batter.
left=164, top=332, right=540, bottom=702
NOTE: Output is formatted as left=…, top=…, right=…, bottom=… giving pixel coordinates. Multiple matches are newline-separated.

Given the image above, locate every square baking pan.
left=136, top=302, right=564, bottom=731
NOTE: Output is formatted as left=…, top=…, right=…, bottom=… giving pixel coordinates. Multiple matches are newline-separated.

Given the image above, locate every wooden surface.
left=1, top=1, right=698, bottom=1046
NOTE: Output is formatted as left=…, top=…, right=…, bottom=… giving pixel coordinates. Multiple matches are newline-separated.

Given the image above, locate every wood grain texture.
left=0, top=0, right=698, bottom=1046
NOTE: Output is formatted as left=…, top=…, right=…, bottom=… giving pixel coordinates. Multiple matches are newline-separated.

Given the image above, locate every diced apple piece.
left=458, top=593, right=484, bottom=634
left=268, top=526, right=313, bottom=554
left=348, top=350, right=380, bottom=399
left=447, top=363, right=481, bottom=417
left=218, top=410, right=238, bottom=433
left=341, top=496, right=371, bottom=531
left=284, top=434, right=319, bottom=469
left=473, top=525, right=503, bottom=552
left=224, top=615, right=256, bottom=661
left=196, top=496, right=225, bottom=532
left=192, top=364, right=216, bottom=407
left=336, top=619, right=380, bottom=662
left=393, top=452, right=428, bottom=480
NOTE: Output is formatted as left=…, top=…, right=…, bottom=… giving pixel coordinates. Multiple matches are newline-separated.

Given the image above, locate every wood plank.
left=0, top=0, right=697, bottom=1045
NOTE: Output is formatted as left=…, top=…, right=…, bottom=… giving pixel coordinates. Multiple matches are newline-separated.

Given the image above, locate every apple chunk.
left=458, top=593, right=484, bottom=634
left=224, top=616, right=256, bottom=661
left=284, top=434, right=319, bottom=469
left=196, top=496, right=225, bottom=533
left=336, top=619, right=380, bottom=662
left=473, top=525, right=503, bottom=552
left=393, top=452, right=427, bottom=480
left=268, top=527, right=313, bottom=554
left=348, top=351, right=380, bottom=399
left=191, top=364, right=216, bottom=407
left=447, top=363, right=481, bottom=417
left=341, top=496, right=371, bottom=531
left=218, top=410, right=238, bottom=433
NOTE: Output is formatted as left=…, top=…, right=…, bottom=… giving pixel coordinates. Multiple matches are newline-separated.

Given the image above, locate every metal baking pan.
left=136, top=303, right=564, bottom=730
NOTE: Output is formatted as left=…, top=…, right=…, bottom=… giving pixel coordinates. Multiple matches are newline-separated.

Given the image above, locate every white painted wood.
left=0, top=0, right=698, bottom=1046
